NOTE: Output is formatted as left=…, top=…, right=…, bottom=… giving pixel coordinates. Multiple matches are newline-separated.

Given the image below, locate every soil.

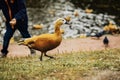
left=0, top=35, right=120, bottom=58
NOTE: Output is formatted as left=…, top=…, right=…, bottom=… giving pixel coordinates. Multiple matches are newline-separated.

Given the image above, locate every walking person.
left=0, top=0, right=35, bottom=58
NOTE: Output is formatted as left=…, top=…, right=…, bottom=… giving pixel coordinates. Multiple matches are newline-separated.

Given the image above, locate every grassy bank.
left=0, top=49, right=120, bottom=80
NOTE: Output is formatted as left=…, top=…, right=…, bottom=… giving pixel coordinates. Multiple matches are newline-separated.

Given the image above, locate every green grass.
left=0, top=49, right=120, bottom=80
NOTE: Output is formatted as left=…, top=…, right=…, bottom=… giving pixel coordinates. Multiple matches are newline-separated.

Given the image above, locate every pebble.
left=0, top=1, right=118, bottom=43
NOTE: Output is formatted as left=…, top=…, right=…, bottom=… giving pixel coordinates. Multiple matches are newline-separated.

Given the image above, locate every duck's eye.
left=62, top=19, right=65, bottom=22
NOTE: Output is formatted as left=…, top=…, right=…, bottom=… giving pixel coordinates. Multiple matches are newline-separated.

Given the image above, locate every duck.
left=64, top=15, right=71, bottom=23
left=74, top=10, right=79, bottom=17
left=85, top=8, right=93, bottom=13
left=32, top=24, right=44, bottom=29
left=19, top=18, right=66, bottom=61
left=103, top=21, right=118, bottom=34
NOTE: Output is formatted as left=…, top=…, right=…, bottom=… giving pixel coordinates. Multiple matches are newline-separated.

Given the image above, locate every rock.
left=1, top=29, right=6, bottom=35
left=0, top=1, right=118, bottom=42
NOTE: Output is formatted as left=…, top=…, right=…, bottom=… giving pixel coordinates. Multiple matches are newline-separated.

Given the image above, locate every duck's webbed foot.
left=44, top=52, right=54, bottom=59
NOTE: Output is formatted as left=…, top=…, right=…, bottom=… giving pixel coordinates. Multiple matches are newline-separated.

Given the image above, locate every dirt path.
left=0, top=35, right=120, bottom=57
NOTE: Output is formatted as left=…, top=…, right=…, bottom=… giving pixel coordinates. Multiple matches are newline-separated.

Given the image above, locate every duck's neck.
left=55, top=24, right=61, bottom=36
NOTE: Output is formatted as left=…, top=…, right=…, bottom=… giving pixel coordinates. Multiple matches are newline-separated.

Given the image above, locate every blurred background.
left=26, top=0, right=120, bottom=23
left=0, top=0, right=120, bottom=42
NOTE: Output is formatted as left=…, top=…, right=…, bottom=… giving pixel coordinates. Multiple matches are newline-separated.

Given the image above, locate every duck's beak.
left=64, top=18, right=70, bottom=25
left=65, top=21, right=69, bottom=24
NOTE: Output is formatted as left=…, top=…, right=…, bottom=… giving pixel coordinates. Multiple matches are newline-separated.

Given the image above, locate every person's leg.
left=17, top=22, right=31, bottom=38
left=17, top=22, right=36, bottom=55
left=1, top=23, right=15, bottom=57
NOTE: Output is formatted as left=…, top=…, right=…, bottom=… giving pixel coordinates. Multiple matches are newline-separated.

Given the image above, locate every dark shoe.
left=0, top=53, right=7, bottom=58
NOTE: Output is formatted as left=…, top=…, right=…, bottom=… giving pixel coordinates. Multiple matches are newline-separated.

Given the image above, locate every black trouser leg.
left=1, top=23, right=15, bottom=55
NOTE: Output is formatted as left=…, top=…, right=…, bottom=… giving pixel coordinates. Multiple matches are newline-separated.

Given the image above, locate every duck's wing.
left=35, top=34, right=55, bottom=41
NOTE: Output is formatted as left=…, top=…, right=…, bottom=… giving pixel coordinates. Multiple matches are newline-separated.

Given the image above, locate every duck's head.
left=54, top=18, right=66, bottom=26
left=64, top=15, right=71, bottom=22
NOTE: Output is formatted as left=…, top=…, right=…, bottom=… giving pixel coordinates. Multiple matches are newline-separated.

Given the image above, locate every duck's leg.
left=28, top=46, right=36, bottom=55
left=44, top=52, right=54, bottom=59
left=40, top=52, right=44, bottom=61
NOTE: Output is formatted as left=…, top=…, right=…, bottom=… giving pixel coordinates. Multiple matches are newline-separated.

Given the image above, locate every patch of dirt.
left=0, top=35, right=120, bottom=57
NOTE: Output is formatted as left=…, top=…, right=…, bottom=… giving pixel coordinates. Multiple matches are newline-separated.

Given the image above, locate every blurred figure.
left=103, top=36, right=109, bottom=48
left=103, top=21, right=118, bottom=34
left=91, top=30, right=106, bottom=39
left=0, top=0, right=35, bottom=58
left=95, top=31, right=106, bottom=39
